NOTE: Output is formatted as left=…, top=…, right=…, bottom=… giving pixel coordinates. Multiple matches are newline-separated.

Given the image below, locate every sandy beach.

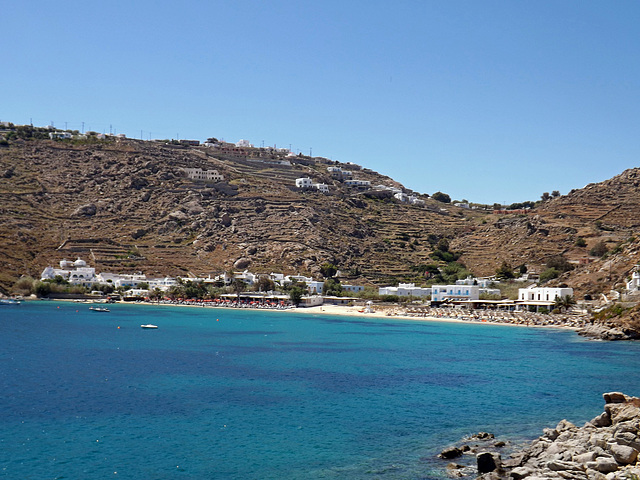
left=286, top=303, right=585, bottom=330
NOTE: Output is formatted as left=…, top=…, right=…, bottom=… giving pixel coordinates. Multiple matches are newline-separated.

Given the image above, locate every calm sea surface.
left=2, top=301, right=640, bottom=479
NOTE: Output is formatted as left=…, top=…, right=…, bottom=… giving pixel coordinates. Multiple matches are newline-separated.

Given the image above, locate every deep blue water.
left=2, top=301, right=640, bottom=479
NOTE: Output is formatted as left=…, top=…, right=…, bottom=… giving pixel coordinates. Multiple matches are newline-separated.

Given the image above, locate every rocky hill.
left=1, top=130, right=640, bottom=309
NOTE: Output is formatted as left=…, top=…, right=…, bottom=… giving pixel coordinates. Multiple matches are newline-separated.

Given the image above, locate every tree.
left=539, top=268, right=560, bottom=283
left=519, top=264, right=528, bottom=275
left=320, top=262, right=338, bottom=278
left=546, top=255, right=574, bottom=273
left=554, top=295, right=576, bottom=313
left=541, top=192, right=550, bottom=201
left=33, top=281, right=51, bottom=297
left=590, top=241, right=608, bottom=257
left=255, top=276, right=275, bottom=292
left=322, top=278, right=343, bottom=297
left=551, top=190, right=561, bottom=198
left=575, top=237, right=587, bottom=248
left=495, top=261, right=515, bottom=279
left=289, top=285, right=305, bottom=306
left=436, top=238, right=449, bottom=252
left=432, top=191, right=451, bottom=203
left=232, top=279, right=246, bottom=299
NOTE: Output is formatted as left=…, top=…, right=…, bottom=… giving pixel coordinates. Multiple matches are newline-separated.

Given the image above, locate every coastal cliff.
left=475, top=392, right=640, bottom=480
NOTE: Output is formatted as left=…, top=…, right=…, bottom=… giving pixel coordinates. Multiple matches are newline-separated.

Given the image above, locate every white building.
left=431, top=284, right=480, bottom=302
left=455, top=276, right=496, bottom=288
left=147, top=277, right=178, bottom=291
left=41, top=258, right=98, bottom=287
left=518, top=287, right=573, bottom=302
left=295, top=177, right=313, bottom=188
left=234, top=270, right=257, bottom=286
left=627, top=270, right=640, bottom=292
left=344, top=179, right=371, bottom=188
left=379, top=283, right=431, bottom=297
left=394, top=192, right=408, bottom=202
left=236, top=139, right=252, bottom=147
left=49, top=132, right=72, bottom=140
left=312, top=183, right=329, bottom=193
left=182, top=168, right=224, bottom=182
left=97, top=272, right=148, bottom=288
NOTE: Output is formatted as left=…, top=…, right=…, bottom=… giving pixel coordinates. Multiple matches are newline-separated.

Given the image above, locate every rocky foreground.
left=474, top=392, right=640, bottom=480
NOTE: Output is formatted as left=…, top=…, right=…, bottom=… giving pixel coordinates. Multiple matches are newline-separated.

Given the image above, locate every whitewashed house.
left=431, top=285, right=480, bottom=302
left=313, top=183, right=329, bottom=193
left=182, top=168, right=224, bottom=182
left=41, top=258, right=98, bottom=287
left=295, top=177, right=313, bottom=188
left=344, top=179, right=371, bottom=188
left=379, top=283, right=431, bottom=297
left=627, top=270, right=640, bottom=292
left=518, top=287, right=573, bottom=302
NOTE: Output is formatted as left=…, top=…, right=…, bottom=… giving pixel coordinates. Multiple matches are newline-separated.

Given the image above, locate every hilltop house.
left=182, top=168, right=224, bottom=182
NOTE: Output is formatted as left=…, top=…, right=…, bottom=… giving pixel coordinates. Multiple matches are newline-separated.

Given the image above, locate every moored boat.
left=141, top=324, right=158, bottom=329
left=89, top=306, right=110, bottom=312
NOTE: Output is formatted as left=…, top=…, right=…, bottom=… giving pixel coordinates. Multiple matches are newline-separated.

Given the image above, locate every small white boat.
left=0, top=299, right=21, bottom=305
left=89, top=307, right=110, bottom=312
left=141, top=324, right=158, bottom=329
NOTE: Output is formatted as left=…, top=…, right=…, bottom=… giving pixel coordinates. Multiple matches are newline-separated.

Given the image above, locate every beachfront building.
left=182, top=168, right=224, bottom=182
left=518, top=287, right=573, bottom=302
left=147, top=277, right=178, bottom=291
left=41, top=258, right=98, bottom=287
left=97, top=272, right=148, bottom=288
left=342, top=284, right=364, bottom=294
left=379, top=283, right=431, bottom=297
left=306, top=281, right=324, bottom=294
left=234, top=270, right=257, bottom=286
left=431, top=284, right=480, bottom=302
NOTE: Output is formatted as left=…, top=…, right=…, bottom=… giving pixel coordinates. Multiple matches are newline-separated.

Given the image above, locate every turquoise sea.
left=3, top=301, right=640, bottom=479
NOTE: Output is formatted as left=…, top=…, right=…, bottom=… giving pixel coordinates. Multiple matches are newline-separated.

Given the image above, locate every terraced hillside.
left=2, top=133, right=640, bottom=300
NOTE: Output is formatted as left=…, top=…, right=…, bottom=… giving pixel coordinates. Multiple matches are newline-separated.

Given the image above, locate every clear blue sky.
left=3, top=1, right=639, bottom=204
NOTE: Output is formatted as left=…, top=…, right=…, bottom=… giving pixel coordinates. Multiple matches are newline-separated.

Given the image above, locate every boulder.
left=477, top=452, right=501, bottom=474
left=72, top=203, right=97, bottom=217
left=590, top=412, right=611, bottom=427
left=594, top=456, right=618, bottom=473
left=603, top=392, right=627, bottom=404
left=608, top=443, right=638, bottom=464
left=546, top=459, right=582, bottom=471
left=233, top=257, right=251, bottom=270
left=439, top=447, right=463, bottom=459
left=510, top=466, right=533, bottom=480
left=606, top=404, right=640, bottom=424
left=168, top=210, right=188, bottom=222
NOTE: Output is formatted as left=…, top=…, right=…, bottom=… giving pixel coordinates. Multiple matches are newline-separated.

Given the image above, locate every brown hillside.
left=1, top=133, right=640, bottom=302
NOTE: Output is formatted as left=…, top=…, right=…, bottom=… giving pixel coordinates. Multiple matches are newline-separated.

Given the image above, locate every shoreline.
left=44, top=297, right=586, bottom=331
